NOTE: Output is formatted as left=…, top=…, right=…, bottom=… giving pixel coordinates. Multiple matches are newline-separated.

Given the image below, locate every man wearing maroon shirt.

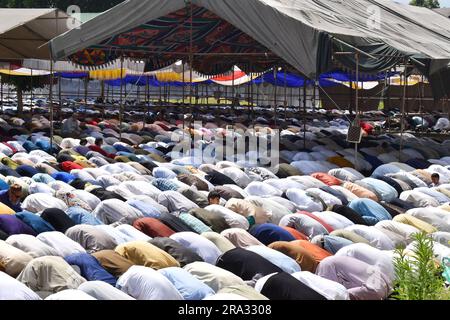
left=88, top=138, right=116, bottom=159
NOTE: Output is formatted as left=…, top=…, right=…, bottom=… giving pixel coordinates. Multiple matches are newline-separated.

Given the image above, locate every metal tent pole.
left=0, top=75, right=3, bottom=113
left=354, top=53, right=360, bottom=168
left=30, top=68, right=33, bottom=115
left=194, top=83, right=197, bottom=120
left=399, top=58, right=408, bottom=161
left=290, top=86, right=293, bottom=115
left=163, top=83, right=166, bottom=104
left=103, top=82, right=107, bottom=121
left=111, top=83, right=114, bottom=103
left=256, top=76, right=260, bottom=112
left=349, top=80, right=353, bottom=115
left=84, top=77, right=88, bottom=105
left=232, top=66, right=236, bottom=114
left=225, top=85, right=229, bottom=106
left=188, top=1, right=194, bottom=132
left=447, top=95, right=450, bottom=120
left=419, top=75, right=424, bottom=128
left=273, top=68, right=278, bottom=127
left=101, top=80, right=105, bottom=102
left=137, top=82, right=140, bottom=104
left=146, top=75, right=150, bottom=124
left=7, top=72, right=10, bottom=104
left=249, top=67, right=254, bottom=123
left=312, top=81, right=317, bottom=113
left=298, top=84, right=301, bottom=134
left=158, top=82, right=162, bottom=106
left=50, top=10, right=57, bottom=152
left=119, top=56, right=124, bottom=139
left=106, top=81, right=110, bottom=103
left=58, top=74, right=62, bottom=122
left=49, top=60, right=54, bottom=154
left=284, top=69, right=288, bottom=123
left=303, top=80, right=307, bottom=150
left=405, top=71, right=409, bottom=118
left=77, top=78, right=81, bottom=100
left=182, top=62, right=186, bottom=105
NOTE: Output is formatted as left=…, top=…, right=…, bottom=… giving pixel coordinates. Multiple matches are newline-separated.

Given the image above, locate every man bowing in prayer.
left=208, top=191, right=256, bottom=228
left=0, top=184, right=23, bottom=212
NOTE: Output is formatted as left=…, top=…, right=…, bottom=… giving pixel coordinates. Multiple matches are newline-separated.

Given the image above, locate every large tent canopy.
left=0, top=9, right=71, bottom=60
left=49, top=0, right=450, bottom=81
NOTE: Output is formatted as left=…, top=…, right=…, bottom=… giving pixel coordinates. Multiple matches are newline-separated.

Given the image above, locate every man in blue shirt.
left=0, top=184, right=23, bottom=212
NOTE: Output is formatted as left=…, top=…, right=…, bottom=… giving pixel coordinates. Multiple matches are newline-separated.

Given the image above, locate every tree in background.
left=0, top=0, right=122, bottom=11
left=1, top=75, right=47, bottom=115
left=393, top=232, right=449, bottom=300
left=410, top=0, right=441, bottom=8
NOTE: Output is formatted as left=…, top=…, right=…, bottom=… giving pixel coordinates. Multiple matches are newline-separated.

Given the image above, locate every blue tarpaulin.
left=56, top=72, right=89, bottom=79
left=321, top=71, right=397, bottom=82
left=253, top=73, right=337, bottom=88
left=104, top=76, right=205, bottom=87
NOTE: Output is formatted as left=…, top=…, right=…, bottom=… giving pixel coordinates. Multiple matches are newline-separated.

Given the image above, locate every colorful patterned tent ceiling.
left=69, top=5, right=279, bottom=75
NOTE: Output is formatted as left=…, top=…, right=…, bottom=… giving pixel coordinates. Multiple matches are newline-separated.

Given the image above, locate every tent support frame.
left=284, top=68, right=288, bottom=123
left=399, top=57, right=409, bottom=161
left=49, top=59, right=54, bottom=155
left=273, top=68, right=278, bottom=128
left=58, top=73, right=62, bottom=122
left=354, top=53, right=360, bottom=168
left=119, top=55, right=124, bottom=139
left=0, top=75, right=3, bottom=113
left=303, top=81, right=307, bottom=150
left=146, top=75, right=150, bottom=124
left=30, top=68, right=34, bottom=115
